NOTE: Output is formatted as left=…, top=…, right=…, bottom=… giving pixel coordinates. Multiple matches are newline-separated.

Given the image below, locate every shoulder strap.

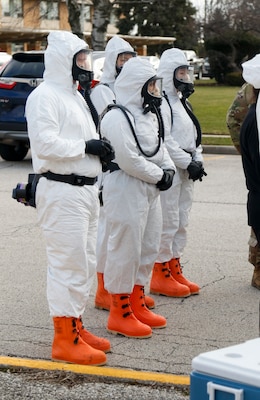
left=163, top=91, right=173, bottom=127
left=99, top=103, right=162, bottom=158
left=83, top=89, right=99, bottom=129
left=106, top=103, right=137, bottom=138
left=181, top=97, right=202, bottom=148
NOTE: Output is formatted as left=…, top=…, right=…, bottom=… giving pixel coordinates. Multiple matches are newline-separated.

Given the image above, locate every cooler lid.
left=192, top=338, right=260, bottom=388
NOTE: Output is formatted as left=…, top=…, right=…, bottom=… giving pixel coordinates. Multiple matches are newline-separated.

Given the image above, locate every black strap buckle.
left=71, top=174, right=86, bottom=186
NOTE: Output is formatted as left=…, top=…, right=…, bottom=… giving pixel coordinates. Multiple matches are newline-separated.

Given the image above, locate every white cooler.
left=190, top=338, right=260, bottom=400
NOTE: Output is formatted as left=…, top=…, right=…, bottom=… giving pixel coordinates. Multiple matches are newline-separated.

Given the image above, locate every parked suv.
left=0, top=50, right=107, bottom=161
left=0, top=51, right=44, bottom=161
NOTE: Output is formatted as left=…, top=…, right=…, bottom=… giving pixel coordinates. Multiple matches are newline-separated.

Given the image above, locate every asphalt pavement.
left=0, top=145, right=259, bottom=399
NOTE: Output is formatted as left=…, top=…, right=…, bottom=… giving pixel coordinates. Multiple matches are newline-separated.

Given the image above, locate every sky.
left=191, top=0, right=205, bottom=17
left=191, top=0, right=204, bottom=10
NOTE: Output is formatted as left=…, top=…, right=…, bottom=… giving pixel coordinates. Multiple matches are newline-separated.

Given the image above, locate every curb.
left=203, top=145, right=239, bottom=155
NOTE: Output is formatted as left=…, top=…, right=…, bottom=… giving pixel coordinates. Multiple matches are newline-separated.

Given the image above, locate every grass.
left=202, top=135, right=233, bottom=146
left=189, top=80, right=241, bottom=145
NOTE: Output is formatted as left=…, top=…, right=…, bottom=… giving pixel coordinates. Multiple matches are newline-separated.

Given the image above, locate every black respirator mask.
left=141, top=76, right=163, bottom=114
left=173, top=65, right=194, bottom=99
left=72, top=49, right=93, bottom=91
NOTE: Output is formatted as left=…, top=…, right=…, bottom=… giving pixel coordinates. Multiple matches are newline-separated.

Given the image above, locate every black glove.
left=195, top=161, right=207, bottom=181
left=156, top=169, right=175, bottom=191
left=85, top=138, right=115, bottom=159
left=99, top=137, right=115, bottom=171
left=187, top=161, right=207, bottom=182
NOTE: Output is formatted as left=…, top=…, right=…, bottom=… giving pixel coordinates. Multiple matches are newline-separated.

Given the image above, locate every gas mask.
left=72, top=49, right=93, bottom=90
left=142, top=76, right=163, bottom=114
left=173, top=65, right=194, bottom=99
left=115, top=51, right=137, bottom=76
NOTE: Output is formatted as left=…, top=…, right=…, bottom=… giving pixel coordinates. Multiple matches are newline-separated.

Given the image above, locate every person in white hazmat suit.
left=149, top=48, right=207, bottom=298
left=90, top=36, right=155, bottom=311
left=99, top=56, right=176, bottom=338
left=25, top=31, right=115, bottom=366
left=90, top=35, right=136, bottom=115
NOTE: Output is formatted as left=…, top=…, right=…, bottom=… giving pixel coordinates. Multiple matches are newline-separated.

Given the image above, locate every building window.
left=2, top=0, right=23, bottom=17
left=40, top=1, right=59, bottom=20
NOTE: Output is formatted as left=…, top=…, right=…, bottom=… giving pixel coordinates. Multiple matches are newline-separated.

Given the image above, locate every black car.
left=0, top=51, right=44, bottom=161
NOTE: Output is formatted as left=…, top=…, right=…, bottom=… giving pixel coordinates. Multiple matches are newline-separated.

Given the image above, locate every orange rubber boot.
left=130, top=285, right=167, bottom=329
left=52, top=317, right=106, bottom=365
left=78, top=316, right=111, bottom=353
left=95, top=272, right=111, bottom=310
left=169, top=258, right=200, bottom=295
left=150, top=262, right=190, bottom=297
left=145, top=294, right=155, bottom=309
left=95, top=273, right=154, bottom=310
left=107, top=294, right=152, bottom=338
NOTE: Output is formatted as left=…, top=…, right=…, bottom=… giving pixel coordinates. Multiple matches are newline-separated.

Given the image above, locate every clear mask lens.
left=76, top=49, right=93, bottom=71
left=147, top=77, right=163, bottom=98
left=117, top=52, right=136, bottom=65
left=175, top=65, right=194, bottom=84
left=116, top=52, right=137, bottom=76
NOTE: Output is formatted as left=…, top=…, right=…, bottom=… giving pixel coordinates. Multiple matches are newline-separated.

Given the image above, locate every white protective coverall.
left=156, top=48, right=203, bottom=261
left=25, top=31, right=102, bottom=317
left=90, top=36, right=135, bottom=115
left=90, top=36, right=135, bottom=277
left=100, top=57, right=175, bottom=294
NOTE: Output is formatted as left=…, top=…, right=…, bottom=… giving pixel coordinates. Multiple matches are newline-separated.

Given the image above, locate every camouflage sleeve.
left=226, top=83, right=256, bottom=154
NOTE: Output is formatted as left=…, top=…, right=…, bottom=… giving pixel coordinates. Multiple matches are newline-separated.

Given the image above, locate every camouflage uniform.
left=226, top=83, right=260, bottom=289
left=226, top=83, right=256, bottom=154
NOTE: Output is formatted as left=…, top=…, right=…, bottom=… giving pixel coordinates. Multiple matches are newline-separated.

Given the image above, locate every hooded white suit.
left=25, top=31, right=102, bottom=317
left=100, top=57, right=175, bottom=293
left=90, top=36, right=135, bottom=115
left=90, top=36, right=135, bottom=279
left=156, top=48, right=203, bottom=261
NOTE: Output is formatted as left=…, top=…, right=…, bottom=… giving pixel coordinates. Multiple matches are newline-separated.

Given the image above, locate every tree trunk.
left=67, top=0, right=83, bottom=38
left=91, top=0, right=113, bottom=50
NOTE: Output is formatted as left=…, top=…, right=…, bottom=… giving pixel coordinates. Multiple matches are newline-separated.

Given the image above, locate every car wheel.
left=0, top=143, right=29, bottom=161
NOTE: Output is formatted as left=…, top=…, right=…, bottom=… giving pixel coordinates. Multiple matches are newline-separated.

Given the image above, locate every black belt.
left=41, top=171, right=97, bottom=186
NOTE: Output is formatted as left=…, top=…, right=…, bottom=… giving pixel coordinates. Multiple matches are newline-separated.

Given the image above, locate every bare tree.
left=91, top=0, right=113, bottom=50
left=66, top=0, right=83, bottom=38
left=202, top=0, right=260, bottom=82
left=65, top=0, right=113, bottom=48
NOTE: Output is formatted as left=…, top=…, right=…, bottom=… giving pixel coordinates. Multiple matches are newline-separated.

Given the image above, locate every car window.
left=1, top=54, right=44, bottom=78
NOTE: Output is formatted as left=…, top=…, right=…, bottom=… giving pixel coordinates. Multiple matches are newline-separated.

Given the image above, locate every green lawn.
left=190, top=83, right=240, bottom=136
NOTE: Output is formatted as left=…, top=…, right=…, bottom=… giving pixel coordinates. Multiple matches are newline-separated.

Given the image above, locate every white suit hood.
left=44, top=30, right=88, bottom=89
left=157, top=48, right=189, bottom=100
left=242, top=54, right=260, bottom=89
left=101, top=36, right=135, bottom=87
left=114, top=57, right=157, bottom=114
